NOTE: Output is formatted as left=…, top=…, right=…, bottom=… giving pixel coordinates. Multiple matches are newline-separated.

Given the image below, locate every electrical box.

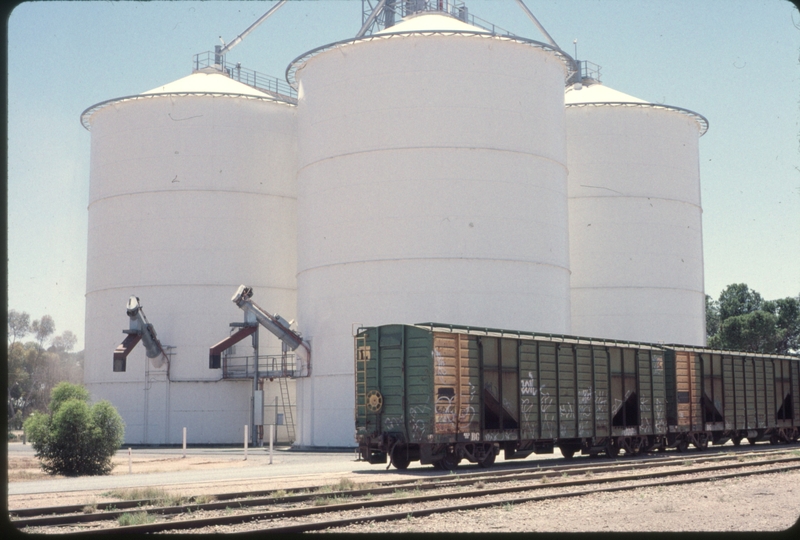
left=253, top=390, right=264, bottom=425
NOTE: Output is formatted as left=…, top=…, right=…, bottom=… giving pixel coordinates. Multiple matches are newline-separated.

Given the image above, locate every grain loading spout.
left=208, top=285, right=311, bottom=377
left=113, top=296, right=170, bottom=372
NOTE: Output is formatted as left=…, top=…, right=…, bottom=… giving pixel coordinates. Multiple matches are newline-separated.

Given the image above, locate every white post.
left=269, top=424, right=274, bottom=465
left=128, top=448, right=132, bottom=474
left=244, top=425, right=248, bottom=460
left=182, top=427, right=187, bottom=458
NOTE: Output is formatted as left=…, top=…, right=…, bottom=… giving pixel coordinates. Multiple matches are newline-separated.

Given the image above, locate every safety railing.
left=579, top=60, right=602, bottom=82
left=221, top=353, right=307, bottom=379
left=367, top=0, right=517, bottom=38
left=193, top=51, right=297, bottom=102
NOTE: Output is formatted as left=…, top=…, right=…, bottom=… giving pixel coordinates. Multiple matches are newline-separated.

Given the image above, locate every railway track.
left=12, top=446, right=800, bottom=534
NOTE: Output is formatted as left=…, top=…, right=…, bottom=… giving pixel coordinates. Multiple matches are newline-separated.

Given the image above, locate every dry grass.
left=6, top=456, right=66, bottom=482
left=103, top=487, right=188, bottom=507
left=118, top=511, right=156, bottom=526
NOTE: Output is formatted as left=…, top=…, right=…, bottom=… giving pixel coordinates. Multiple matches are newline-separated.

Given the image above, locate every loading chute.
left=113, top=296, right=169, bottom=372
left=208, top=285, right=310, bottom=376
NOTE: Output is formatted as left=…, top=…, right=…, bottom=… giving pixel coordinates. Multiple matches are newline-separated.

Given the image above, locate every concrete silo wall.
left=84, top=93, right=297, bottom=444
left=294, top=32, right=570, bottom=447
left=566, top=103, right=706, bottom=346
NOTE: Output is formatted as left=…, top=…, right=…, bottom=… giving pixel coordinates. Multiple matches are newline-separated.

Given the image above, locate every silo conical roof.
left=141, top=70, right=271, bottom=98
left=565, top=81, right=708, bottom=135
left=374, top=12, right=490, bottom=35
left=81, top=69, right=292, bottom=130
left=565, top=82, right=647, bottom=105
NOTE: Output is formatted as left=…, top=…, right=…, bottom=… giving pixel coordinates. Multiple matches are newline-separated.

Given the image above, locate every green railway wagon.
left=663, top=346, right=800, bottom=449
left=355, top=323, right=672, bottom=470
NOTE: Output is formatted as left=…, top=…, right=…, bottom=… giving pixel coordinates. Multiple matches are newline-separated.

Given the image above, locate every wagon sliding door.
left=432, top=332, right=480, bottom=440
left=775, top=359, right=794, bottom=428
left=700, top=353, right=724, bottom=432
left=479, top=337, right=520, bottom=441
left=610, top=348, right=640, bottom=435
left=637, top=349, right=667, bottom=436
left=673, top=350, right=702, bottom=432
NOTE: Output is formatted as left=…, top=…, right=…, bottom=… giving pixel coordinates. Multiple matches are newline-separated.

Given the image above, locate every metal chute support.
left=113, top=296, right=170, bottom=372
left=231, top=285, right=311, bottom=376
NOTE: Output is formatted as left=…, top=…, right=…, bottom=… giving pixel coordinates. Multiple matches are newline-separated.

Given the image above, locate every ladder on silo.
left=279, top=377, right=295, bottom=443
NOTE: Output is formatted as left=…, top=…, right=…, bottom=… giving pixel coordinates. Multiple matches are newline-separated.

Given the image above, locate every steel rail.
left=20, top=457, right=800, bottom=534
left=242, top=463, right=800, bottom=534
left=10, top=445, right=795, bottom=521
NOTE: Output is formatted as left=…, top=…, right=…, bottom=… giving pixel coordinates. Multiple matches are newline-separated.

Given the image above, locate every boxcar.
left=662, top=346, right=800, bottom=449
left=357, top=323, right=682, bottom=469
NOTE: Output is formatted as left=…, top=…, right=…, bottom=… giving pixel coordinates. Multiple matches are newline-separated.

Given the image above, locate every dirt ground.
left=8, top=451, right=259, bottom=483
left=8, top=443, right=800, bottom=532
left=7, top=446, right=394, bottom=510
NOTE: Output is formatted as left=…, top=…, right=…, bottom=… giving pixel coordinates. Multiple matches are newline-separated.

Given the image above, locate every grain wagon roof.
left=660, top=344, right=799, bottom=361
left=415, top=322, right=665, bottom=350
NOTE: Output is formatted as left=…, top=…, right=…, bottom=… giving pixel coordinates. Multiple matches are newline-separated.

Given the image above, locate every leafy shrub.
left=23, top=382, right=124, bottom=476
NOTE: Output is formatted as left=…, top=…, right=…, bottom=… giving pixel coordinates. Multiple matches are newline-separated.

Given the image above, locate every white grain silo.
left=565, top=77, right=708, bottom=346
left=289, top=12, right=572, bottom=447
left=82, top=68, right=297, bottom=444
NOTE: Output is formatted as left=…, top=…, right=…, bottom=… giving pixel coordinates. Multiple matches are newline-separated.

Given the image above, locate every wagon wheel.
left=676, top=439, right=689, bottom=453
left=560, top=447, right=576, bottom=459
left=605, top=440, right=620, bottom=458
left=365, top=390, right=383, bottom=413
left=769, top=434, right=780, bottom=445
left=732, top=436, right=742, bottom=447
left=478, top=445, right=496, bottom=468
left=639, top=437, right=655, bottom=454
left=391, top=446, right=410, bottom=470
left=439, top=452, right=461, bottom=471
left=748, top=437, right=758, bottom=445
left=629, top=438, right=644, bottom=456
left=694, top=434, right=708, bottom=451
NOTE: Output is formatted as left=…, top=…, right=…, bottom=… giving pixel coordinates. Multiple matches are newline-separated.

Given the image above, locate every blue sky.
left=7, top=0, right=800, bottom=350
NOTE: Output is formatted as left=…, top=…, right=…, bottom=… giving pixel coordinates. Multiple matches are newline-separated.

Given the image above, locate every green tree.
left=763, top=296, right=800, bottom=353
left=708, top=284, right=800, bottom=354
left=717, top=283, right=763, bottom=321
left=23, top=382, right=125, bottom=476
left=716, top=310, right=779, bottom=353
left=50, top=330, right=77, bottom=353
left=8, top=341, right=48, bottom=424
left=8, top=311, right=84, bottom=427
left=7, top=309, right=31, bottom=346
left=705, top=295, right=720, bottom=340
left=31, top=315, right=55, bottom=350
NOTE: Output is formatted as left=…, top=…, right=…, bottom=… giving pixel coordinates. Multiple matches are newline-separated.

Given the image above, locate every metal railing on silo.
left=362, top=0, right=517, bottom=38
left=193, top=52, right=297, bottom=103
left=221, top=352, right=307, bottom=379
